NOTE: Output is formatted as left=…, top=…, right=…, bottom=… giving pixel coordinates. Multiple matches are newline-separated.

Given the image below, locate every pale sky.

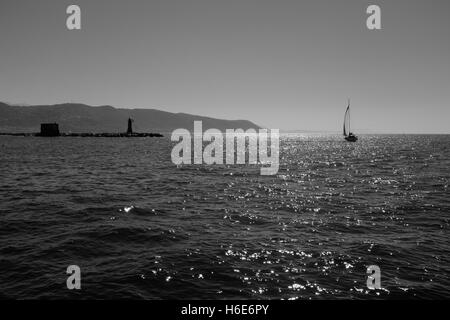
left=0, top=0, right=449, bottom=133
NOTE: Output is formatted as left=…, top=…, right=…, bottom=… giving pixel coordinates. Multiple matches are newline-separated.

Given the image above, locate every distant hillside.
left=0, top=102, right=260, bottom=133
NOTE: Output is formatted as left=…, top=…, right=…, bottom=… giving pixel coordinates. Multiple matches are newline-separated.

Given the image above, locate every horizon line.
left=1, top=100, right=449, bottom=135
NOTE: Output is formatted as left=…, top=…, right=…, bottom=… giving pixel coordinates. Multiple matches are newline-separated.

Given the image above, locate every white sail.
left=343, top=104, right=350, bottom=136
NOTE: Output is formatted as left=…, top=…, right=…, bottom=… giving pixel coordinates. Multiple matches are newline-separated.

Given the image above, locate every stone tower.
left=127, top=118, right=133, bottom=134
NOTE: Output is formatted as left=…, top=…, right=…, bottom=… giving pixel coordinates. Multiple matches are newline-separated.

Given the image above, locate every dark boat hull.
left=345, top=135, right=358, bottom=142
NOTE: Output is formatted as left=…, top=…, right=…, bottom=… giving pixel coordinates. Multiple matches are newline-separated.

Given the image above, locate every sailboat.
left=343, top=100, right=358, bottom=142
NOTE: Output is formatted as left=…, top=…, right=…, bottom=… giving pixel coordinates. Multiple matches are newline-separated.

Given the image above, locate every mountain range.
left=0, top=102, right=260, bottom=133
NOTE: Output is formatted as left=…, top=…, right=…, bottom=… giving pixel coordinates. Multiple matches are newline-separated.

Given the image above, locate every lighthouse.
left=127, top=118, right=133, bottom=135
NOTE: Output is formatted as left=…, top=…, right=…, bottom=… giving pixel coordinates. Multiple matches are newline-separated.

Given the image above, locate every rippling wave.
left=0, top=134, right=449, bottom=299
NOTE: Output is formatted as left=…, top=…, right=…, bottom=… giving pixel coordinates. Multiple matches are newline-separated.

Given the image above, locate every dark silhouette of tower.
left=127, top=118, right=133, bottom=134
left=40, top=123, right=60, bottom=136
